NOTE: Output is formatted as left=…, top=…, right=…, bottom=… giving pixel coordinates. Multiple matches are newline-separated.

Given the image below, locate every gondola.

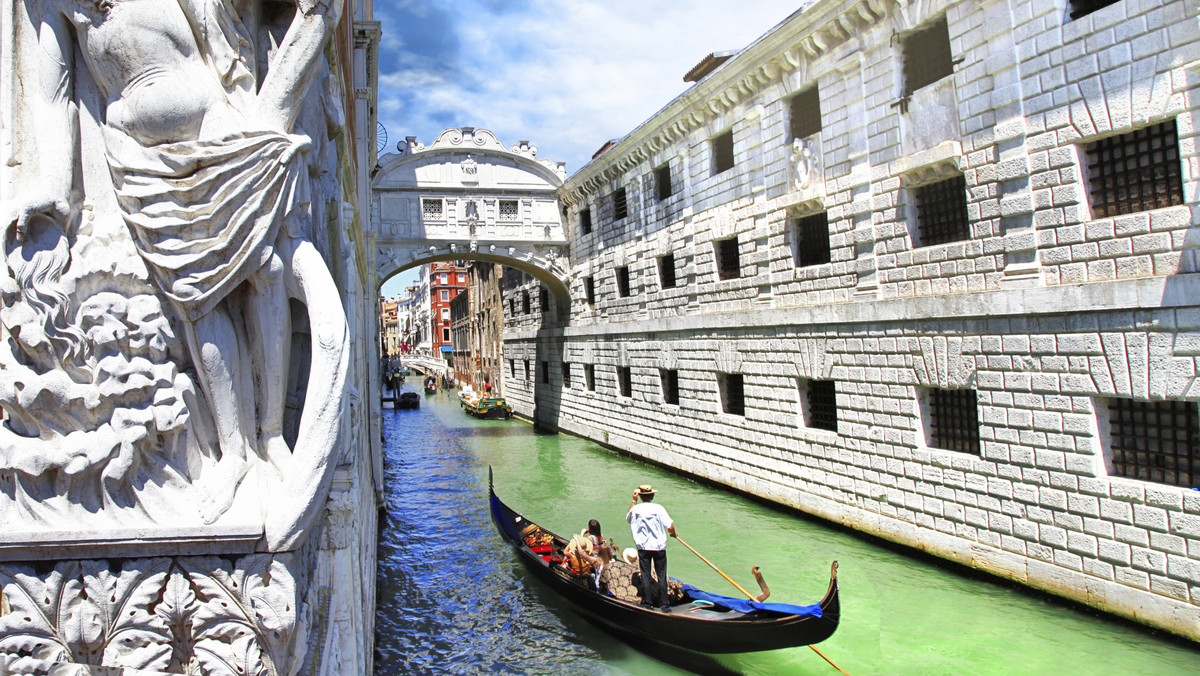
left=489, top=469, right=840, bottom=654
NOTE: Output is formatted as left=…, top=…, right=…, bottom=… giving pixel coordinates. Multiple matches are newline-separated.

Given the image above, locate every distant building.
left=429, top=261, right=468, bottom=357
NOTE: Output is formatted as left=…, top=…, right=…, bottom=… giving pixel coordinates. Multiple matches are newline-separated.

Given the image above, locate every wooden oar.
left=673, top=535, right=764, bottom=601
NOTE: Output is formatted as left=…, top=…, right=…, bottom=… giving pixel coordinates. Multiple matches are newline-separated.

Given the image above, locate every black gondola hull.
left=489, top=475, right=840, bottom=654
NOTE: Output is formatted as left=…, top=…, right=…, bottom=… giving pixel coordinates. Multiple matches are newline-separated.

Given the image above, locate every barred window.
left=716, top=237, right=741, bottom=280
left=509, top=359, right=515, bottom=378
left=524, top=359, right=530, bottom=381
left=1085, top=120, right=1183, bottom=219
left=914, top=175, right=971, bottom=247
left=719, top=373, right=745, bottom=416
left=618, top=367, right=632, bottom=397
left=794, top=212, right=832, bottom=267
left=1069, top=0, right=1120, bottom=20
left=789, top=86, right=822, bottom=140
left=613, top=188, right=628, bottom=220
left=581, top=207, right=593, bottom=235
left=659, top=253, right=677, bottom=289
left=585, top=276, right=596, bottom=305
left=539, top=287, right=549, bottom=313
left=712, top=129, right=734, bottom=174
left=585, top=364, right=596, bottom=392
left=422, top=198, right=443, bottom=218
left=1107, top=399, right=1199, bottom=488
left=903, top=16, right=954, bottom=96
left=541, top=361, right=549, bottom=385
left=661, top=369, right=679, bottom=405
left=924, top=387, right=980, bottom=454
left=522, top=291, right=530, bottom=314
left=656, top=164, right=673, bottom=201
left=801, top=379, right=838, bottom=432
left=499, top=199, right=519, bottom=220
left=616, top=266, right=631, bottom=297
left=562, top=362, right=572, bottom=389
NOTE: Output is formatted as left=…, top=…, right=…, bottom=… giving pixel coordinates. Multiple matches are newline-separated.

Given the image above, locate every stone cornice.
left=559, top=0, right=895, bottom=207
left=385, top=127, right=568, bottom=184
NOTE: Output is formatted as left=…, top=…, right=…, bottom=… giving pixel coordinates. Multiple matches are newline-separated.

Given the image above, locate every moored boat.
left=489, top=469, right=840, bottom=654
left=464, top=396, right=512, bottom=420
left=396, top=392, right=420, bottom=409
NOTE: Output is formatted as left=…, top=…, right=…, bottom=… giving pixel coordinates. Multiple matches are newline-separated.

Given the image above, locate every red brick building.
left=429, top=261, right=468, bottom=357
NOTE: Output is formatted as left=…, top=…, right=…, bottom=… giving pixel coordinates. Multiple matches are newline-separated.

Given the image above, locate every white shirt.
left=627, top=501, right=673, bottom=551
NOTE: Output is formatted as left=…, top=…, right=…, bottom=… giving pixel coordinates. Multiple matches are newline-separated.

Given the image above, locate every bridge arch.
left=371, top=127, right=571, bottom=305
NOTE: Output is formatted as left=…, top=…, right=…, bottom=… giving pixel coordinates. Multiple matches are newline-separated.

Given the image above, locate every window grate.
left=1069, top=0, right=1120, bottom=20
left=903, top=16, right=954, bottom=96
left=659, top=253, right=677, bottom=289
left=618, top=367, right=632, bottom=397
left=720, top=373, right=745, bottom=416
left=616, top=267, right=631, bottom=297
left=915, top=175, right=971, bottom=247
left=795, top=212, right=832, bottom=267
left=562, top=362, right=572, bottom=389
left=585, top=277, right=595, bottom=305
left=585, top=364, right=595, bottom=391
left=927, top=388, right=980, bottom=454
left=613, top=188, right=628, bottom=220
left=789, top=87, right=822, bottom=140
left=422, top=198, right=443, bottom=218
left=712, top=130, right=734, bottom=174
left=656, top=164, right=673, bottom=201
left=581, top=207, right=592, bottom=235
left=1108, top=399, right=1199, bottom=488
left=807, top=380, right=838, bottom=432
left=1085, top=120, right=1183, bottom=219
left=499, top=199, right=519, bottom=220
left=661, top=369, right=679, bottom=405
left=716, top=237, right=741, bottom=280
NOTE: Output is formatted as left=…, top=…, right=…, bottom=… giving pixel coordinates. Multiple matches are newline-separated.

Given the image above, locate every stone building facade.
left=504, top=0, right=1200, bottom=640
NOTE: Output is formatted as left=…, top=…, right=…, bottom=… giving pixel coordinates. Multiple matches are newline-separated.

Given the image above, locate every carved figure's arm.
left=255, top=0, right=344, bottom=133
left=7, top=10, right=78, bottom=242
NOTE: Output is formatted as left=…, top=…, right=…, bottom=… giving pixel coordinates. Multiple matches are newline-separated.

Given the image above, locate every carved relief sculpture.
left=0, top=0, right=350, bottom=551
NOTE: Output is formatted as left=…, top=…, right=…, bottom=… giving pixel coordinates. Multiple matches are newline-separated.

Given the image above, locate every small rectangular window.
left=509, top=298, right=516, bottom=317
left=655, top=164, right=673, bottom=201
left=712, top=130, right=735, bottom=174
left=581, top=207, right=593, bottom=235
left=914, top=175, right=971, bottom=247
left=541, top=361, right=549, bottom=385
left=719, top=373, right=745, bottom=416
left=539, top=287, right=549, bottom=313
left=716, top=237, right=740, bottom=280
left=1105, top=399, right=1199, bottom=488
left=659, top=253, right=677, bottom=289
left=618, top=366, right=632, bottom=397
left=585, top=364, right=595, bottom=391
left=1069, top=0, right=1120, bottom=20
left=613, top=188, right=628, bottom=221
left=458, top=273, right=465, bottom=283
left=440, top=289, right=450, bottom=301
left=510, top=359, right=516, bottom=378
left=1085, top=120, right=1183, bottom=219
left=562, top=362, right=572, bottom=389
left=923, top=387, right=980, bottom=455
left=422, top=198, right=443, bottom=218
left=440, top=307, right=450, bottom=321
left=616, top=267, right=631, bottom=297
left=788, top=86, right=822, bottom=140
left=800, top=379, right=838, bottom=432
left=524, top=359, right=530, bottom=381
left=442, top=327, right=450, bottom=342
left=585, top=277, right=596, bottom=305
left=661, top=369, right=679, bottom=405
left=794, top=212, right=832, bottom=267
left=499, top=199, right=520, bottom=221
left=903, top=16, right=954, bottom=96
left=522, top=291, right=530, bottom=314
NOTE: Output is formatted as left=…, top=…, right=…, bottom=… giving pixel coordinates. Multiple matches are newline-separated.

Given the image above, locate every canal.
left=374, top=385, right=1200, bottom=675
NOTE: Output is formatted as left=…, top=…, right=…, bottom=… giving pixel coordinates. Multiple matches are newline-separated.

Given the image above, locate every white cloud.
left=374, top=0, right=802, bottom=175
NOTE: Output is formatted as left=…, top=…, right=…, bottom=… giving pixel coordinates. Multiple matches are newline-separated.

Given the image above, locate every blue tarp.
left=680, top=584, right=823, bottom=618
left=440, top=345, right=453, bottom=352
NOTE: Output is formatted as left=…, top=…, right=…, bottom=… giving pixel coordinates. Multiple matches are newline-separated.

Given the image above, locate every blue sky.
left=376, top=0, right=803, bottom=297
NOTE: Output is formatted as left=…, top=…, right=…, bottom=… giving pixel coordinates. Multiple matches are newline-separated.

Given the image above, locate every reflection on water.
left=375, top=387, right=1200, bottom=675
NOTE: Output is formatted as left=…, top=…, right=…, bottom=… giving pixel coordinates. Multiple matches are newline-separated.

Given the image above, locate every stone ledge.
left=0, top=524, right=263, bottom=562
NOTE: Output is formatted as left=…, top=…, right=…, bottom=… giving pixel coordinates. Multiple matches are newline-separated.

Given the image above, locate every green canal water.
left=374, top=387, right=1199, bottom=675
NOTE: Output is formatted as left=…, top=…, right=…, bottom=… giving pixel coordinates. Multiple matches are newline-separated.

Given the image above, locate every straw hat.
left=565, top=534, right=593, bottom=557
left=637, top=484, right=656, bottom=496
left=622, top=548, right=639, bottom=564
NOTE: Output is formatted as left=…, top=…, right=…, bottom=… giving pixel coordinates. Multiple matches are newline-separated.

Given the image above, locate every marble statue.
left=1, top=0, right=350, bottom=550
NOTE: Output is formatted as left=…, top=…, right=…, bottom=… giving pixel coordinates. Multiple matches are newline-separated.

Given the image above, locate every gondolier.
left=627, top=484, right=677, bottom=612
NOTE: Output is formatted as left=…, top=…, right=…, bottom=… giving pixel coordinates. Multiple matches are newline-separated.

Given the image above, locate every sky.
left=375, top=0, right=805, bottom=298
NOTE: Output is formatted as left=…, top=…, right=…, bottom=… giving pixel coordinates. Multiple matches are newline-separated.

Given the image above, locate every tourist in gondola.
left=626, top=484, right=677, bottom=612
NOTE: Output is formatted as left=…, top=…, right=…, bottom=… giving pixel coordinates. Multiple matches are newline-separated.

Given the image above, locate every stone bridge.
left=370, top=127, right=571, bottom=302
